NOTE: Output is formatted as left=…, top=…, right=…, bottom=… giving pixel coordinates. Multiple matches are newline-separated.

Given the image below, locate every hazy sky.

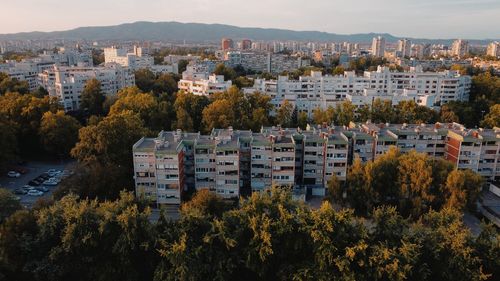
left=1, top=0, right=499, bottom=39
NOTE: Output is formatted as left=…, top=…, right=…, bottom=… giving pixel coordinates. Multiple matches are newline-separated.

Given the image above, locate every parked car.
left=39, top=174, right=50, bottom=180
left=47, top=169, right=61, bottom=177
left=13, top=188, right=27, bottom=195
left=27, top=190, right=43, bottom=196
left=7, top=171, right=21, bottom=178
left=43, top=179, right=58, bottom=186
left=28, top=179, right=41, bottom=186
left=36, top=186, right=49, bottom=192
left=22, top=185, right=34, bottom=190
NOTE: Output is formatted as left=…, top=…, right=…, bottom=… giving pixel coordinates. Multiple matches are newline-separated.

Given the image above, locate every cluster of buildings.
left=177, top=65, right=232, bottom=96
left=38, top=64, right=135, bottom=111
left=133, top=122, right=500, bottom=206
left=0, top=48, right=93, bottom=91
left=1, top=45, right=181, bottom=112
left=223, top=51, right=311, bottom=73
left=104, top=46, right=178, bottom=73
left=243, top=66, right=471, bottom=117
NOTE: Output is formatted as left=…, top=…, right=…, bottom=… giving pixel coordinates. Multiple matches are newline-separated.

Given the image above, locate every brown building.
left=221, top=38, right=234, bottom=51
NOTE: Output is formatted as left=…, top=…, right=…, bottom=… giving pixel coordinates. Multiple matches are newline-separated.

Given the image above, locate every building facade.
left=244, top=66, right=471, bottom=117
left=38, top=64, right=135, bottom=111
left=132, top=123, right=500, bottom=205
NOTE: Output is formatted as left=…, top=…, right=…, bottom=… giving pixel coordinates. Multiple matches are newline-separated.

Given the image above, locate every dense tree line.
left=0, top=188, right=498, bottom=281
left=327, top=148, right=484, bottom=218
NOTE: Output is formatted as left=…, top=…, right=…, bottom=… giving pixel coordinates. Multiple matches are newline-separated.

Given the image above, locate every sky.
left=1, top=0, right=499, bottom=39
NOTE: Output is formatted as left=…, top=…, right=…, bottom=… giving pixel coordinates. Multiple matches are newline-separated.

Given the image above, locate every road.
left=0, top=160, right=74, bottom=208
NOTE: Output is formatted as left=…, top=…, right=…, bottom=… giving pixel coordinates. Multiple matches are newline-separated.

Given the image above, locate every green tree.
left=444, top=169, right=484, bottom=211
left=0, top=188, right=22, bottom=224
left=134, top=68, right=156, bottom=93
left=0, top=117, right=18, bottom=170
left=297, top=111, right=309, bottom=129
left=0, top=73, right=29, bottom=95
left=39, top=110, right=81, bottom=157
left=335, top=100, right=356, bottom=126
left=371, top=98, right=395, bottom=123
left=481, top=104, right=500, bottom=128
left=80, top=78, right=105, bottom=115
left=276, top=100, right=294, bottom=127
left=71, top=110, right=148, bottom=166
left=213, top=64, right=236, bottom=81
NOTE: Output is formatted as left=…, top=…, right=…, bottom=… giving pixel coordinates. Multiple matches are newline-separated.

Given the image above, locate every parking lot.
left=0, top=160, right=74, bottom=208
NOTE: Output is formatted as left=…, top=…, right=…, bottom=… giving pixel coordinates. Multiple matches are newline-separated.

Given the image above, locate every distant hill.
left=0, top=21, right=496, bottom=45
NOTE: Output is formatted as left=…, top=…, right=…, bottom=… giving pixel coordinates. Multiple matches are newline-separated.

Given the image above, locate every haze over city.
left=1, top=0, right=500, bottom=39
left=1, top=1, right=500, bottom=281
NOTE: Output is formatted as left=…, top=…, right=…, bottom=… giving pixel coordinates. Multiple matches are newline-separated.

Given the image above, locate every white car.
left=43, top=179, right=58, bottom=186
left=27, top=190, right=43, bottom=196
left=7, top=171, right=21, bottom=178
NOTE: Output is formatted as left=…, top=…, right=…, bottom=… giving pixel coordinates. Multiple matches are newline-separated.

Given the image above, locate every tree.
left=444, top=169, right=484, bottom=211
left=109, top=87, right=159, bottom=129
left=213, top=64, right=236, bottom=81
left=335, top=100, right=356, bottom=126
left=71, top=110, right=148, bottom=166
left=440, top=104, right=460, bottom=123
left=80, top=78, right=105, bottom=115
left=276, top=100, right=294, bottom=127
left=180, top=189, right=232, bottom=218
left=152, top=73, right=178, bottom=95
left=202, top=99, right=234, bottom=131
left=39, top=110, right=81, bottom=157
left=397, top=151, right=434, bottom=217
left=481, top=104, right=500, bottom=128
left=371, top=98, right=395, bottom=123
left=134, top=68, right=156, bottom=93
left=0, top=188, right=22, bottom=224
left=325, top=174, right=343, bottom=203
left=174, top=91, right=210, bottom=132
left=346, top=157, right=373, bottom=215
left=0, top=92, right=60, bottom=157
left=0, top=74, right=29, bottom=95
left=0, top=117, right=18, bottom=170
left=297, top=111, right=309, bottom=129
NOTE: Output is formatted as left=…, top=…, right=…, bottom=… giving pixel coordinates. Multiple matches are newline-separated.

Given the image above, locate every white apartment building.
left=397, top=39, right=412, bottom=58
left=244, top=66, right=471, bottom=117
left=224, top=51, right=310, bottom=73
left=487, top=42, right=500, bottom=58
left=178, top=73, right=232, bottom=96
left=104, top=46, right=154, bottom=70
left=0, top=49, right=93, bottom=91
left=38, top=64, right=135, bottom=111
left=451, top=39, right=469, bottom=58
left=372, top=36, right=386, bottom=57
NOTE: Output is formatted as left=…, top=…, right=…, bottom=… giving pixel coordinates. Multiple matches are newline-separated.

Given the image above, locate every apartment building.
left=0, top=49, right=93, bottom=91
left=397, top=39, right=412, bottom=58
left=104, top=46, right=154, bottom=70
left=133, top=123, right=500, bottom=205
left=224, top=51, right=310, bottom=74
left=38, top=64, right=135, bottom=111
left=178, top=74, right=232, bottom=96
left=487, top=42, right=500, bottom=58
left=451, top=39, right=469, bottom=58
left=445, top=123, right=500, bottom=181
left=244, top=66, right=471, bottom=117
left=372, top=36, right=386, bottom=57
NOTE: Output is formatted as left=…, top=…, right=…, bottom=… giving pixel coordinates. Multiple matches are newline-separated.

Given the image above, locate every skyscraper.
left=397, top=39, right=412, bottom=58
left=451, top=39, right=469, bottom=58
left=371, top=36, right=386, bottom=57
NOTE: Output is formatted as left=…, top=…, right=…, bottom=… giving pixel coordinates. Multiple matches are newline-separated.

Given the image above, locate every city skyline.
left=1, top=0, right=500, bottom=39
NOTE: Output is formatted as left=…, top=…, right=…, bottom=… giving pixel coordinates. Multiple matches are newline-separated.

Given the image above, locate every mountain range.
left=0, top=21, right=497, bottom=45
